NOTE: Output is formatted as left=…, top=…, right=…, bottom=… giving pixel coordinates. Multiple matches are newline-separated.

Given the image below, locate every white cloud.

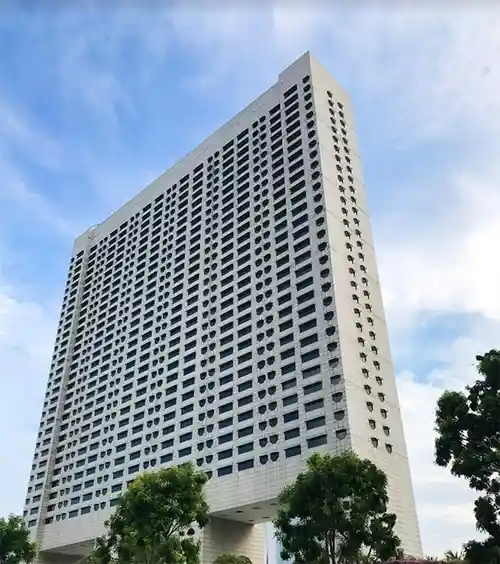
left=0, top=155, right=77, bottom=237
left=159, top=4, right=500, bottom=146
left=313, top=6, right=500, bottom=142
left=0, top=98, right=62, bottom=170
left=397, top=315, right=500, bottom=555
left=0, top=283, right=57, bottom=517
left=377, top=162, right=500, bottom=332
left=58, top=35, right=133, bottom=127
left=0, top=97, right=80, bottom=236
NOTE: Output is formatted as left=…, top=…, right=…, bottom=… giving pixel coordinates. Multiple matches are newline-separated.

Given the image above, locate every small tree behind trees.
left=443, top=549, right=466, bottom=563
left=273, top=452, right=401, bottom=564
left=85, top=463, right=209, bottom=564
left=380, top=559, right=444, bottom=563
left=213, top=554, right=252, bottom=564
left=435, top=349, right=500, bottom=564
left=0, top=515, right=37, bottom=564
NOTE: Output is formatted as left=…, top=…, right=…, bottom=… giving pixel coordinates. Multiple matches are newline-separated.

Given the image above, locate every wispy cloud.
left=396, top=315, right=500, bottom=553
left=0, top=155, right=76, bottom=237
left=158, top=3, right=500, bottom=144
left=0, top=97, right=62, bottom=169
left=378, top=161, right=500, bottom=329
left=0, top=98, right=62, bottom=170
left=0, top=283, right=58, bottom=517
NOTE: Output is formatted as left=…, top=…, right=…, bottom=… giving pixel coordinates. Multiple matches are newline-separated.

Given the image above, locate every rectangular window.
left=285, top=445, right=301, bottom=458
left=284, top=427, right=300, bottom=440
left=303, top=381, right=322, bottom=395
left=307, top=435, right=328, bottom=449
left=238, top=459, right=254, bottom=471
left=305, top=398, right=324, bottom=412
left=306, top=416, right=326, bottom=430
left=283, top=410, right=299, bottom=423
left=283, top=394, right=298, bottom=407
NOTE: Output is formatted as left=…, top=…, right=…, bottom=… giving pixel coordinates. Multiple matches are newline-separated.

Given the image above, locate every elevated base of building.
left=201, top=519, right=266, bottom=564
left=35, top=517, right=266, bottom=564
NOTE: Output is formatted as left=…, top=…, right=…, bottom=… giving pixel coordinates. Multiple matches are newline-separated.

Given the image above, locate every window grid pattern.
left=24, top=76, right=344, bottom=527
left=325, top=89, right=393, bottom=454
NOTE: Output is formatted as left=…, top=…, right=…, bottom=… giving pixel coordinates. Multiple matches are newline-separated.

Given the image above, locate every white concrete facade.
left=23, top=52, right=422, bottom=563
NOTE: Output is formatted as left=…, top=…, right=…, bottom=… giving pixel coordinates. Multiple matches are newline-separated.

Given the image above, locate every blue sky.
left=1, top=2, right=499, bottom=558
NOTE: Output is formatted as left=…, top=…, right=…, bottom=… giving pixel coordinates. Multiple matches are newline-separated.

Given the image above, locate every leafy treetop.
left=273, top=452, right=401, bottom=564
left=380, top=560, right=444, bottom=563
left=435, top=349, right=500, bottom=564
left=0, top=515, right=37, bottom=564
left=86, top=463, right=209, bottom=564
left=212, top=554, right=252, bottom=564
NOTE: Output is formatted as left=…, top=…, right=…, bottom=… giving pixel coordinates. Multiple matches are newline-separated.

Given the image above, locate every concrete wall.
left=201, top=519, right=266, bottom=564
left=309, top=55, right=422, bottom=557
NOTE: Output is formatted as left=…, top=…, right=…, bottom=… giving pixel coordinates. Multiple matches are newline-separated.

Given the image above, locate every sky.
left=0, top=0, right=499, bottom=559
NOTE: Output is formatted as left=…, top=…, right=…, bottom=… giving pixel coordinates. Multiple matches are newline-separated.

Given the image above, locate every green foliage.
left=442, top=549, right=466, bottom=563
left=434, top=350, right=500, bottom=563
left=212, top=554, right=252, bottom=564
left=0, top=515, right=37, bottom=564
left=273, top=452, right=401, bottom=564
left=379, top=559, right=445, bottom=563
left=85, top=463, right=209, bottom=564
left=463, top=539, right=500, bottom=564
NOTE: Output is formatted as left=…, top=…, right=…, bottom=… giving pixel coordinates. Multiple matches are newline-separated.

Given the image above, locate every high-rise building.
left=23, top=52, right=422, bottom=564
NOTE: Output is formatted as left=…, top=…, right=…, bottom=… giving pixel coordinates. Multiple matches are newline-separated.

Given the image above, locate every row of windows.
left=54, top=81, right=326, bottom=434
left=41, top=431, right=330, bottom=526
left=26, top=75, right=341, bottom=523
left=27, top=77, right=402, bottom=531
left=50, top=302, right=334, bottom=452
left=324, top=88, right=393, bottom=455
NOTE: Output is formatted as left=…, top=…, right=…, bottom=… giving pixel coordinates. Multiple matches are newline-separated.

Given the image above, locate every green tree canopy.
left=85, top=463, right=209, bottom=564
left=0, top=515, right=37, bottom=564
left=380, top=559, right=444, bottom=563
left=273, top=452, right=401, bottom=564
left=212, top=554, right=252, bottom=564
left=442, top=549, right=466, bottom=563
left=435, top=350, right=500, bottom=564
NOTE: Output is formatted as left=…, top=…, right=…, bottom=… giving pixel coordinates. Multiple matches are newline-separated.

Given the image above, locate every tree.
left=213, top=555, right=252, bottom=564
left=435, top=349, right=500, bottom=564
left=273, top=452, right=401, bottom=564
left=462, top=539, right=499, bottom=564
left=0, top=515, right=37, bottom=564
left=443, top=550, right=466, bottom=563
left=380, top=559, right=444, bottom=563
left=85, top=463, right=209, bottom=564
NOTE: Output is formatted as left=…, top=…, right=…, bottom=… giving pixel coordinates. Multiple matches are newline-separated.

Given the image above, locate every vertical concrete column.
left=201, top=518, right=266, bottom=564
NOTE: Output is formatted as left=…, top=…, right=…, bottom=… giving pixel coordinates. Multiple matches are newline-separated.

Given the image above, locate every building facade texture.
left=23, top=52, right=422, bottom=563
